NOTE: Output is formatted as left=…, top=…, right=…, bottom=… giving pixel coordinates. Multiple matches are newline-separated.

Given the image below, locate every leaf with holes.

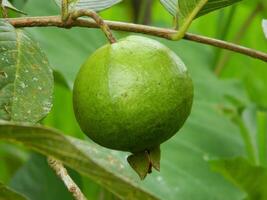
left=262, top=19, right=267, bottom=39
left=0, top=182, right=28, bottom=200
left=55, top=0, right=122, bottom=13
left=0, top=20, right=53, bottom=123
left=160, top=0, right=242, bottom=40
left=1, top=0, right=26, bottom=15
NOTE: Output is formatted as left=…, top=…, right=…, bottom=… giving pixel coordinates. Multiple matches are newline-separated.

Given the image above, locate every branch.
left=47, top=157, right=88, bottom=200
left=70, top=10, right=116, bottom=43
left=7, top=16, right=267, bottom=63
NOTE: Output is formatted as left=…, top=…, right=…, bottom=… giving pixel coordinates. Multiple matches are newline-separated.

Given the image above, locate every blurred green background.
left=1, top=0, right=267, bottom=199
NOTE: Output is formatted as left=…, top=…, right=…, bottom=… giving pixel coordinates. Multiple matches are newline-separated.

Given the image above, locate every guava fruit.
left=73, top=35, right=193, bottom=179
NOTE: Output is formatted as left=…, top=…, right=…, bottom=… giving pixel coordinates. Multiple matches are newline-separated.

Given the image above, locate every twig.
left=7, top=16, right=267, bottom=62
left=47, top=157, right=88, bottom=200
left=69, top=10, right=116, bottom=44
left=214, top=3, right=264, bottom=75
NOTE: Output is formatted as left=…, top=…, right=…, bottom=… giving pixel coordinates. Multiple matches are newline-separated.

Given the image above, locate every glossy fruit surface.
left=73, top=36, right=193, bottom=153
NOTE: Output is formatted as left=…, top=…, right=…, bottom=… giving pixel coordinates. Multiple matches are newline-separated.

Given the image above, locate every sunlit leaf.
left=0, top=20, right=53, bottom=123
left=0, top=182, right=28, bottom=200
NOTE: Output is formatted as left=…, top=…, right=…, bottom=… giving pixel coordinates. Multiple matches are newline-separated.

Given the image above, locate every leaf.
left=1, top=0, right=26, bottom=15
left=262, top=19, right=267, bottom=39
left=0, top=121, right=158, bottom=200
left=210, top=157, right=267, bottom=200
left=160, top=0, right=242, bottom=18
left=0, top=182, right=28, bottom=200
left=197, top=0, right=242, bottom=17
left=160, top=0, right=242, bottom=39
left=10, top=153, right=81, bottom=200
left=0, top=20, right=53, bottom=123
left=55, top=0, right=122, bottom=12
left=0, top=143, right=28, bottom=182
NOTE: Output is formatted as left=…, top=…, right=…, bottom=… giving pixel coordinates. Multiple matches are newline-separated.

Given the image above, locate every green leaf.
left=10, top=153, right=81, bottom=200
left=160, top=0, right=242, bottom=39
left=55, top=0, right=122, bottom=12
left=262, top=19, right=267, bottom=39
left=210, top=157, right=267, bottom=200
left=0, top=20, right=53, bottom=123
left=197, top=0, right=242, bottom=17
left=0, top=121, right=158, bottom=200
left=1, top=0, right=26, bottom=15
left=0, top=143, right=28, bottom=182
left=0, top=182, right=28, bottom=200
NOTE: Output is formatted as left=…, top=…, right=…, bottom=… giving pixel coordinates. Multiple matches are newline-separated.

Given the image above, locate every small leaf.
left=210, top=157, right=267, bottom=200
left=55, top=0, right=122, bottom=12
left=0, top=20, right=53, bottom=123
left=262, top=19, right=267, bottom=39
left=0, top=182, right=28, bottom=200
left=0, top=121, right=158, bottom=200
left=160, top=0, right=242, bottom=39
left=1, top=0, right=26, bottom=15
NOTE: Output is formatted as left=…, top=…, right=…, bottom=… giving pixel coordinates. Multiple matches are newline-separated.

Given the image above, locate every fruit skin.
left=73, top=36, right=193, bottom=153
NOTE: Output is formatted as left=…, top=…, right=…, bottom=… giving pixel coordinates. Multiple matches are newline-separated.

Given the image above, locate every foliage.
left=0, top=0, right=266, bottom=199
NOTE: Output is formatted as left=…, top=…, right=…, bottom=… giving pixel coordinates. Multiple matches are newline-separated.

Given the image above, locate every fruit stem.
left=69, top=9, right=117, bottom=44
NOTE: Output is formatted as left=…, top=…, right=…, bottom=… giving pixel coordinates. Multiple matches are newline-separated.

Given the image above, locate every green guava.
left=73, top=36, right=194, bottom=179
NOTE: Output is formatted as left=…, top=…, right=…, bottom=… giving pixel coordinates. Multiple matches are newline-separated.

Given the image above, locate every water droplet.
left=25, top=70, right=29, bottom=73
left=32, top=77, right=38, bottom=81
left=38, top=86, right=42, bottom=90
left=27, top=110, right=31, bottom=114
